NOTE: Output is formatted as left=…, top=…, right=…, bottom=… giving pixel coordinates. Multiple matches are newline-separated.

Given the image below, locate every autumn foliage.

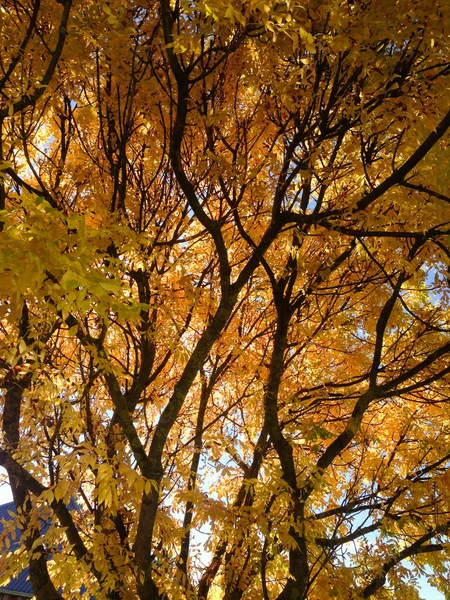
left=0, top=0, right=450, bottom=598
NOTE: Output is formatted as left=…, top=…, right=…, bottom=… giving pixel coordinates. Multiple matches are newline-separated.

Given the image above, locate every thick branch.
left=361, top=522, right=450, bottom=598
left=356, top=108, right=450, bottom=211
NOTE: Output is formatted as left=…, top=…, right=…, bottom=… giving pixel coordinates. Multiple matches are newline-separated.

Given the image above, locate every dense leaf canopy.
left=0, top=1, right=450, bottom=599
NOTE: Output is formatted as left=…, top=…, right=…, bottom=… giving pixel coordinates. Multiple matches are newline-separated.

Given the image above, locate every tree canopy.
left=0, top=0, right=450, bottom=598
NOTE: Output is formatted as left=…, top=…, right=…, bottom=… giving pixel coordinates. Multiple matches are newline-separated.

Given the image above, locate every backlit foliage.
left=0, top=0, right=450, bottom=599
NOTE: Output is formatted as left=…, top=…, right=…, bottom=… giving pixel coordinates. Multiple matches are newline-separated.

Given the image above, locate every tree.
left=0, top=0, right=449, bottom=598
